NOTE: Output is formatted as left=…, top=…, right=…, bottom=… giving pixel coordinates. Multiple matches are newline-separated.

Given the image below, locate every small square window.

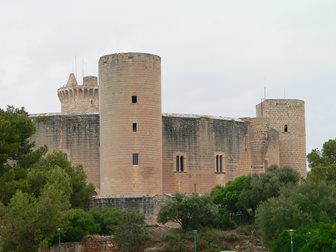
left=132, top=123, right=137, bottom=132
left=132, top=95, right=137, bottom=103
left=132, top=153, right=139, bottom=165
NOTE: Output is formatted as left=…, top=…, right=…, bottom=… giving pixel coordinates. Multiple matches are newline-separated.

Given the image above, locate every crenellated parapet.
left=57, top=73, right=99, bottom=113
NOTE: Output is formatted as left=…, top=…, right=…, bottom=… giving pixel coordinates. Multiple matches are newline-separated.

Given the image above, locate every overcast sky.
left=0, top=0, right=335, bottom=154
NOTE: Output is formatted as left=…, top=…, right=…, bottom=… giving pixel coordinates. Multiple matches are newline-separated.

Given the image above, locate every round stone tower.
left=99, top=52, right=162, bottom=195
left=58, top=73, right=99, bottom=113
left=256, top=99, right=306, bottom=176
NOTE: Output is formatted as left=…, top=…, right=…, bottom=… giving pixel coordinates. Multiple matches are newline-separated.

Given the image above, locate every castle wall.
left=99, top=53, right=162, bottom=196
left=90, top=195, right=169, bottom=223
left=30, top=113, right=100, bottom=191
left=256, top=99, right=306, bottom=176
left=242, top=117, right=280, bottom=173
left=162, top=114, right=251, bottom=194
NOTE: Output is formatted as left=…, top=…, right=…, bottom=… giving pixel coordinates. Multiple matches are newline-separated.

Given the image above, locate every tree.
left=60, top=209, right=100, bottom=242
left=90, top=207, right=123, bottom=235
left=255, top=181, right=336, bottom=245
left=0, top=151, right=95, bottom=208
left=158, top=193, right=219, bottom=231
left=30, top=151, right=95, bottom=208
left=307, top=139, right=336, bottom=183
left=0, top=168, right=72, bottom=251
left=114, top=210, right=148, bottom=252
left=238, top=165, right=299, bottom=216
left=272, top=223, right=336, bottom=252
left=0, top=106, right=47, bottom=172
left=211, top=176, right=247, bottom=225
left=211, top=176, right=246, bottom=213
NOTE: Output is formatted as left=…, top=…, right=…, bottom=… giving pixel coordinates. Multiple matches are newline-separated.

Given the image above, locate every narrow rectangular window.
left=216, top=154, right=224, bottom=173
left=176, top=156, right=180, bottom=172
left=132, top=153, right=139, bottom=165
left=132, top=95, right=137, bottom=103
left=180, top=156, right=184, bottom=172
left=219, top=155, right=223, bottom=173
left=284, top=124, right=288, bottom=132
left=176, top=155, right=185, bottom=172
left=132, top=123, right=137, bottom=132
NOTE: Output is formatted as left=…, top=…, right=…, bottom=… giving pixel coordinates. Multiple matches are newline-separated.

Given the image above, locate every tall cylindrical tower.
left=99, top=52, right=162, bottom=195
left=256, top=99, right=306, bottom=176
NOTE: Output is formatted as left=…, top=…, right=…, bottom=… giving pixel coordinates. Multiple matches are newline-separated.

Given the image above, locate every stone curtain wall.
left=162, top=115, right=251, bottom=194
left=30, top=112, right=282, bottom=196
left=242, top=117, right=280, bottom=173
left=90, top=195, right=170, bottom=223
left=30, top=113, right=100, bottom=191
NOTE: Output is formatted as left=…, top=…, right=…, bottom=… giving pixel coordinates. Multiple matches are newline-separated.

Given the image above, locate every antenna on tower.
left=284, top=88, right=286, bottom=98
left=264, top=87, right=267, bottom=100
left=75, top=56, right=77, bottom=78
left=82, top=59, right=85, bottom=80
left=72, top=59, right=74, bottom=73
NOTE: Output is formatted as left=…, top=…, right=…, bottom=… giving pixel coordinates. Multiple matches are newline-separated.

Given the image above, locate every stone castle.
left=31, top=52, right=306, bottom=196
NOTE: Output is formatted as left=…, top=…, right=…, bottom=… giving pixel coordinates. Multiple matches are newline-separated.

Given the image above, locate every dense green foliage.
left=239, top=165, right=300, bottom=216
left=161, top=228, right=239, bottom=252
left=0, top=106, right=95, bottom=251
left=49, top=207, right=147, bottom=251
left=0, top=151, right=95, bottom=208
left=158, top=193, right=220, bottom=230
left=114, top=210, right=148, bottom=252
left=0, top=106, right=47, bottom=171
left=211, top=165, right=300, bottom=225
left=307, top=139, right=336, bottom=183
left=211, top=176, right=246, bottom=213
left=0, top=169, right=72, bottom=251
left=61, top=209, right=100, bottom=242
left=90, top=207, right=123, bottom=235
left=255, top=181, right=336, bottom=245
left=272, top=223, right=336, bottom=252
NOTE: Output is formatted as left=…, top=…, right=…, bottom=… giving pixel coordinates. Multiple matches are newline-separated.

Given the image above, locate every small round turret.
left=57, top=73, right=99, bottom=113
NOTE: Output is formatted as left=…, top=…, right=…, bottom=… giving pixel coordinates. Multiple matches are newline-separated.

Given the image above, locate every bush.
left=272, top=223, right=336, bottom=252
left=60, top=209, right=100, bottom=242
left=114, top=210, right=148, bottom=252
left=161, top=228, right=226, bottom=252
left=90, top=207, right=123, bottom=235
left=223, top=231, right=238, bottom=242
left=158, top=193, right=219, bottom=230
left=255, top=182, right=336, bottom=245
left=161, top=229, right=189, bottom=252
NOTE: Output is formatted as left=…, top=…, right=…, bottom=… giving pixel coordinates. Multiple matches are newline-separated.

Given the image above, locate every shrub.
left=158, top=193, right=219, bottom=230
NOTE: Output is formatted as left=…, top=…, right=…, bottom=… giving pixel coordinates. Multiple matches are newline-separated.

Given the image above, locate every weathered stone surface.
left=30, top=52, right=306, bottom=199
left=30, top=113, right=100, bottom=191
left=90, top=194, right=169, bottom=223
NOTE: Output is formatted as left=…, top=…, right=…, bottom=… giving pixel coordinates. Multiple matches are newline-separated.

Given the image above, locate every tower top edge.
left=99, top=52, right=161, bottom=62
left=257, top=99, right=305, bottom=105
